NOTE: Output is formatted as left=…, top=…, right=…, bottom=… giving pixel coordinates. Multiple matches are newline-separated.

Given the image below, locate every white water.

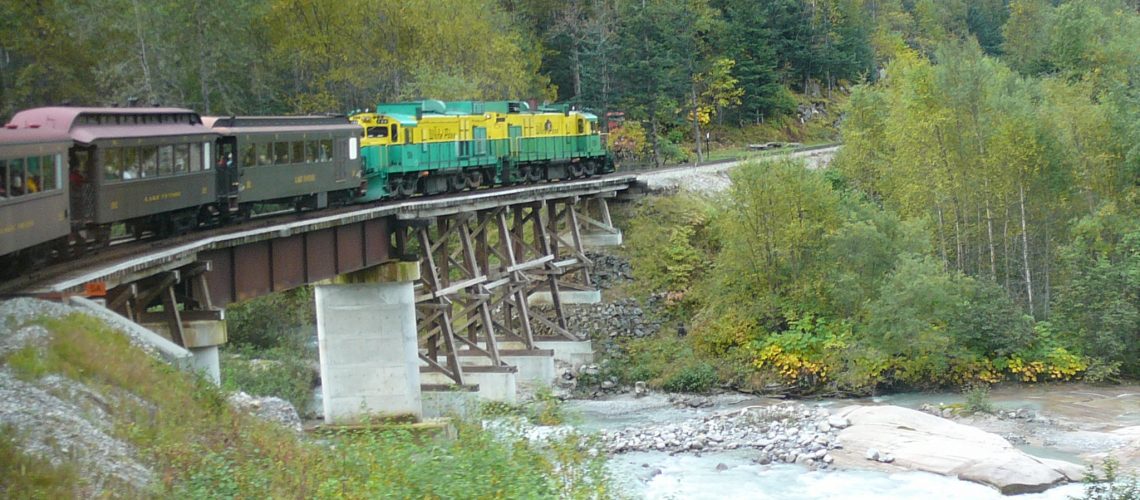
left=564, top=394, right=1092, bottom=499
left=607, top=450, right=1084, bottom=499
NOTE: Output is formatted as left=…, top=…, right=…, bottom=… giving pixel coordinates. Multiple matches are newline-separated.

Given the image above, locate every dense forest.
left=617, top=0, right=1139, bottom=393
left=2, top=0, right=1137, bottom=391
left=0, top=0, right=883, bottom=164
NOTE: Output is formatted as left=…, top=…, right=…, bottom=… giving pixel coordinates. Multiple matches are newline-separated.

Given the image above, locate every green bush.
left=1077, top=458, right=1140, bottom=500
left=220, top=346, right=314, bottom=412
left=225, top=287, right=315, bottom=351
left=662, top=362, right=718, bottom=393
left=962, top=385, right=995, bottom=414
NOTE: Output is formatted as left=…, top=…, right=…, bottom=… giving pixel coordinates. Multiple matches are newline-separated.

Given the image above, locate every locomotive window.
left=319, top=139, right=332, bottom=161
left=174, top=144, right=189, bottom=174
left=158, top=145, right=174, bottom=176
left=292, top=142, right=305, bottom=163
left=578, top=119, right=584, bottom=134
left=390, top=125, right=397, bottom=142
left=189, top=143, right=202, bottom=172
left=349, top=137, right=358, bottom=160
left=141, top=146, right=158, bottom=178
left=123, top=148, right=140, bottom=180
left=274, top=142, right=289, bottom=165
left=203, top=142, right=211, bottom=170
left=240, top=142, right=255, bottom=167
left=305, top=141, right=318, bottom=162
left=367, top=126, right=387, bottom=138
left=405, top=129, right=412, bottom=144
left=104, top=148, right=123, bottom=181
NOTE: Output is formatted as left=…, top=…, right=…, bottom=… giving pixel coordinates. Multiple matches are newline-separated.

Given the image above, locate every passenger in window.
left=25, top=173, right=38, bottom=193
left=70, top=166, right=86, bottom=186
left=10, top=172, right=23, bottom=195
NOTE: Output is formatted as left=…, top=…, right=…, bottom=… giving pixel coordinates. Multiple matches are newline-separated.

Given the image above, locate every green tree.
left=1052, top=206, right=1140, bottom=375
left=709, top=159, right=841, bottom=324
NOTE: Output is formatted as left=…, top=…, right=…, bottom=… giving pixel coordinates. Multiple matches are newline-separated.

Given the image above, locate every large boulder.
left=832, top=405, right=1081, bottom=495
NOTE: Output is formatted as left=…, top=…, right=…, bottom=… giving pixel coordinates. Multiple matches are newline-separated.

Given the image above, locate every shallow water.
left=564, top=388, right=1138, bottom=499
left=608, top=450, right=1086, bottom=500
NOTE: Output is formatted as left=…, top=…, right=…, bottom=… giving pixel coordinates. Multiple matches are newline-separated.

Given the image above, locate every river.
left=562, top=383, right=1140, bottom=499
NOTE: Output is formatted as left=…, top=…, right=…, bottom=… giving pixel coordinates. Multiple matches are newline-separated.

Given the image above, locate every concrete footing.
left=528, top=289, right=601, bottom=305
left=421, top=366, right=518, bottom=404
left=502, top=338, right=595, bottom=367
left=421, top=385, right=480, bottom=419
left=141, top=318, right=227, bottom=385
left=189, top=346, right=221, bottom=384
left=316, top=282, right=421, bottom=424
left=454, top=349, right=556, bottom=388
left=580, top=230, right=624, bottom=247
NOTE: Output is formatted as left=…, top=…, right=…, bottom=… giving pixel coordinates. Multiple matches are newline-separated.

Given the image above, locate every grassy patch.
left=220, top=346, right=313, bottom=413
left=0, top=426, right=81, bottom=498
left=2, top=312, right=613, bottom=497
left=478, top=387, right=568, bottom=426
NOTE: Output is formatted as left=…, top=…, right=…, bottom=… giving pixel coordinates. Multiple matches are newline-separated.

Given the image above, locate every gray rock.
left=878, top=453, right=895, bottom=464
left=865, top=448, right=880, bottom=461
left=828, top=415, right=850, bottom=429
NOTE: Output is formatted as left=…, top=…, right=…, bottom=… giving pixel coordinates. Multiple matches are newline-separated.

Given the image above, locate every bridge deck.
left=22, top=174, right=637, bottom=295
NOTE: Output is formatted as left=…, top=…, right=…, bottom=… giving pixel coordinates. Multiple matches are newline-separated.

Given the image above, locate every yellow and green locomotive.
left=349, top=100, right=613, bottom=201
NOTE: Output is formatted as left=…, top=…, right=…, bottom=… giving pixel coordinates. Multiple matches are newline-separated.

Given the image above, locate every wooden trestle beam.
left=402, top=196, right=608, bottom=385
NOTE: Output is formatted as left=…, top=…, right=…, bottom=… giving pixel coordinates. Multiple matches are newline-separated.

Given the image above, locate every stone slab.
left=528, top=289, right=601, bottom=305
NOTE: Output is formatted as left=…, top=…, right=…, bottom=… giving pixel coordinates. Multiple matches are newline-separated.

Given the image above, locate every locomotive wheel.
left=569, top=162, right=585, bottom=178
left=526, top=165, right=543, bottom=182
left=399, top=177, right=418, bottom=197
left=447, top=174, right=466, bottom=192
left=389, top=179, right=405, bottom=199
left=466, top=169, right=484, bottom=189
left=583, top=160, right=598, bottom=177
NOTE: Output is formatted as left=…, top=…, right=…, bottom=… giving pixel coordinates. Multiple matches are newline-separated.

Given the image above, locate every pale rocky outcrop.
left=831, top=405, right=1082, bottom=495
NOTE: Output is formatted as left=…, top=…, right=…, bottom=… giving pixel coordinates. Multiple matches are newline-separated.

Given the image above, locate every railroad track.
left=0, top=173, right=633, bottom=295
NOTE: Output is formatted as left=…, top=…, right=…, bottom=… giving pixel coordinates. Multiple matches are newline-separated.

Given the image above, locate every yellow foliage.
left=1005, top=348, right=1087, bottom=382
left=754, top=345, right=829, bottom=382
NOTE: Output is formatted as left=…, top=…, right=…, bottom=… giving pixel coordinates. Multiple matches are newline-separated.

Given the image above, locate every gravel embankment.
left=635, top=146, right=837, bottom=194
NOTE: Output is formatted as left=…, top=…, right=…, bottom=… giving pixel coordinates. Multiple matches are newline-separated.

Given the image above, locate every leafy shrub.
left=662, top=362, right=718, bottom=393
left=962, top=385, right=995, bottom=414
left=752, top=312, right=849, bottom=387
left=225, top=287, right=315, bottom=351
left=220, top=346, right=314, bottom=413
left=607, top=121, right=649, bottom=163
left=1077, top=458, right=1140, bottom=500
left=625, top=194, right=717, bottom=314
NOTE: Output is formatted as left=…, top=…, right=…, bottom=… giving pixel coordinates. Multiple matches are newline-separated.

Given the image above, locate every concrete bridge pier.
left=315, top=262, right=423, bottom=424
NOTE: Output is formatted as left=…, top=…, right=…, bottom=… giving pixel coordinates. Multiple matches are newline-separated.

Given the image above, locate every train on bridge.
left=0, top=101, right=614, bottom=275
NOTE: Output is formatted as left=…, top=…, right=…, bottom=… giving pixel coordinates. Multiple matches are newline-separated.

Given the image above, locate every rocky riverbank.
left=600, top=402, right=847, bottom=470
left=571, top=391, right=1094, bottom=495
